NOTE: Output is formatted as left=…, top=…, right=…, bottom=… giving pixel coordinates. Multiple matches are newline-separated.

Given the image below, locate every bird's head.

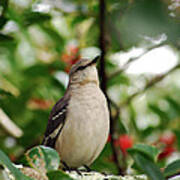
left=69, top=56, right=100, bottom=85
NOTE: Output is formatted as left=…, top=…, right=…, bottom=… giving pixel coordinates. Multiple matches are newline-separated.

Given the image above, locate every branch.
left=99, top=0, right=124, bottom=175
left=107, top=97, right=125, bottom=175
left=108, top=42, right=166, bottom=79
left=99, top=0, right=107, bottom=93
left=120, top=63, right=180, bottom=107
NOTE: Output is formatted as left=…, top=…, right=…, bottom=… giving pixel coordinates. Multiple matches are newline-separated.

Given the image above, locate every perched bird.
left=42, top=56, right=109, bottom=169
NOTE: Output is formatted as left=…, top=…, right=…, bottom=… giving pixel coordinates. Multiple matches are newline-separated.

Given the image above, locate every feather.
left=42, top=92, right=70, bottom=148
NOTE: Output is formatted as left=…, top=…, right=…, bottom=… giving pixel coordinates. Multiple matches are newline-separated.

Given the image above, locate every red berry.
left=159, top=133, right=176, bottom=146
left=65, top=66, right=71, bottom=73
left=158, top=146, right=175, bottom=160
left=61, top=45, right=81, bottom=73
left=69, top=45, right=79, bottom=55
left=107, top=135, right=111, bottom=142
left=28, top=98, right=52, bottom=110
left=61, top=53, right=71, bottom=63
left=118, top=134, right=133, bottom=155
left=9, top=154, right=16, bottom=162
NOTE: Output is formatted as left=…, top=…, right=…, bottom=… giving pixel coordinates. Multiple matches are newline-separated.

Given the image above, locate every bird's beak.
left=92, top=55, right=100, bottom=64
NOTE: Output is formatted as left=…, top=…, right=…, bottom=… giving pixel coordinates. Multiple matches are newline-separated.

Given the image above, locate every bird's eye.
left=76, top=65, right=87, bottom=72
left=74, top=57, right=98, bottom=73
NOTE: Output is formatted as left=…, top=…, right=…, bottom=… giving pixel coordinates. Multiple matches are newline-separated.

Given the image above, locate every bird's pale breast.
left=55, top=83, right=109, bottom=168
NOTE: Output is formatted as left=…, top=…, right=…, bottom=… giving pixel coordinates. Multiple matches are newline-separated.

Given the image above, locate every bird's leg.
left=101, top=171, right=108, bottom=176
left=83, top=165, right=92, bottom=172
left=83, top=165, right=108, bottom=177
left=74, top=169, right=82, bottom=176
left=62, top=161, right=71, bottom=171
left=62, top=161, right=82, bottom=176
left=83, top=165, right=108, bottom=176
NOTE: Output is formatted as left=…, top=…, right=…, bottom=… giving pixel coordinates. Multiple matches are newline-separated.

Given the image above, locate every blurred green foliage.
left=0, top=0, right=180, bottom=179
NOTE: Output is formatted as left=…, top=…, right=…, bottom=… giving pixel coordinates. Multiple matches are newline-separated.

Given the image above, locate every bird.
left=42, top=56, right=110, bottom=169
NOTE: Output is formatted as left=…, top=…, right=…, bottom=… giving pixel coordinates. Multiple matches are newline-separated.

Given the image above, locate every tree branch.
left=107, top=97, right=125, bottom=175
left=99, top=0, right=124, bottom=175
left=120, top=63, right=180, bottom=107
left=99, top=0, right=107, bottom=93
left=108, top=42, right=166, bottom=79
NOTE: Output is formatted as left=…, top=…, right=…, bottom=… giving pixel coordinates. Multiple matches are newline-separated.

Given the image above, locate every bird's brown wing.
left=42, top=92, right=70, bottom=148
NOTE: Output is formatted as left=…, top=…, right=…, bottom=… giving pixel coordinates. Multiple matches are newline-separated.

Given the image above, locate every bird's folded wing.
left=42, top=92, right=70, bottom=148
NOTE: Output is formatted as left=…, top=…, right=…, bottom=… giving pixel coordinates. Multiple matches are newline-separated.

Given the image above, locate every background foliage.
left=0, top=0, right=180, bottom=179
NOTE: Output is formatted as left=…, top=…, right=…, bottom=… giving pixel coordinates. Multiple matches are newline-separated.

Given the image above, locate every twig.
left=120, top=63, right=180, bottom=107
left=107, top=97, right=125, bottom=175
left=99, top=0, right=124, bottom=175
left=99, top=0, right=107, bottom=92
left=108, top=42, right=166, bottom=79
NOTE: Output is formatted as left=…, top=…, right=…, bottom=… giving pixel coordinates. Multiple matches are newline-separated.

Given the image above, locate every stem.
left=99, top=0, right=107, bottom=93
left=99, top=0, right=124, bottom=175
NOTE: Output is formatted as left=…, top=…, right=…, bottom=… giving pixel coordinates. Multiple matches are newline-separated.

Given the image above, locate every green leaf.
left=0, top=89, right=13, bottom=97
left=0, top=150, right=32, bottom=180
left=128, top=104, right=140, bottom=134
left=0, top=34, right=14, bottom=42
left=164, top=159, right=180, bottom=177
left=148, top=104, right=169, bottom=127
left=25, top=145, right=60, bottom=173
left=24, top=64, right=50, bottom=78
left=131, top=152, right=165, bottom=180
left=0, top=0, right=8, bottom=11
left=40, top=24, right=65, bottom=53
left=70, top=15, right=87, bottom=27
left=0, top=17, right=8, bottom=29
left=165, top=96, right=180, bottom=115
left=23, top=11, right=51, bottom=26
left=128, top=144, right=160, bottom=162
left=174, top=130, right=180, bottom=151
left=107, top=74, right=129, bottom=87
left=0, top=0, right=9, bottom=29
left=117, top=116, right=128, bottom=134
left=47, top=170, right=74, bottom=180
left=141, top=127, right=156, bottom=138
